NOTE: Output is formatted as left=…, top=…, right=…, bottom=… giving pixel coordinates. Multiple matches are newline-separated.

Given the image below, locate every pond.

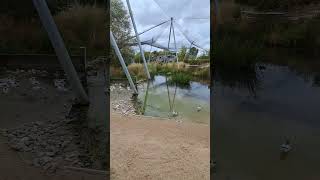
left=212, top=50, right=320, bottom=179
left=136, top=75, right=210, bottom=124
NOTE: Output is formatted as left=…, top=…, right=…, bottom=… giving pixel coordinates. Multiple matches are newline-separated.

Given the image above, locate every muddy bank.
left=0, top=69, right=105, bottom=178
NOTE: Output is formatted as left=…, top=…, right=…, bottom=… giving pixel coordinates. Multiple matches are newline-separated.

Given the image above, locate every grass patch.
left=125, top=62, right=210, bottom=85
left=168, top=72, right=192, bottom=87
left=0, top=4, right=107, bottom=56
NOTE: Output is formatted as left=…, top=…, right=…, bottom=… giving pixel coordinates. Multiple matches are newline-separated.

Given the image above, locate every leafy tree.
left=178, top=46, right=187, bottom=61
left=189, top=47, right=198, bottom=59
left=110, top=0, right=134, bottom=65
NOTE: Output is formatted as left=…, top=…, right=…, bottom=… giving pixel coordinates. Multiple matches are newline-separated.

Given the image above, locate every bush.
left=54, top=4, right=107, bottom=55
left=187, top=59, right=210, bottom=65
left=0, top=4, right=107, bottom=56
left=168, top=72, right=192, bottom=87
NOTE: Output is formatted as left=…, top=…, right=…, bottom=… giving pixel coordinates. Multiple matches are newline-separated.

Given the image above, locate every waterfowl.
left=172, top=111, right=178, bottom=117
left=280, top=140, right=292, bottom=153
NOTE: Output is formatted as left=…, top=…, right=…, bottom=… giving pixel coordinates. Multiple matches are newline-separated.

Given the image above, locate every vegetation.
left=167, top=72, right=192, bottom=87
left=124, top=62, right=210, bottom=85
left=234, top=0, right=319, bottom=11
left=213, top=0, right=320, bottom=94
left=215, top=0, right=320, bottom=64
left=110, top=0, right=134, bottom=65
left=0, top=3, right=107, bottom=56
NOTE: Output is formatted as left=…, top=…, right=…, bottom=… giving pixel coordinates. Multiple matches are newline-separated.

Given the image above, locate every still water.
left=137, top=75, right=210, bottom=124
left=213, top=54, right=320, bottom=179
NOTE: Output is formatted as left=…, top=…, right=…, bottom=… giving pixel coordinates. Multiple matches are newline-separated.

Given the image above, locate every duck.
left=197, top=105, right=202, bottom=112
left=172, top=111, right=178, bottom=117
left=280, top=139, right=292, bottom=153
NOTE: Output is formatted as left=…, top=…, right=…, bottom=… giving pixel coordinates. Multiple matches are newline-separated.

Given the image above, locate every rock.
left=32, top=86, right=43, bottom=90
left=2, top=87, right=9, bottom=94
left=20, top=137, right=32, bottom=146
left=41, top=156, right=53, bottom=165
left=46, top=151, right=56, bottom=157
left=0, top=129, right=8, bottom=137
left=33, top=158, right=41, bottom=167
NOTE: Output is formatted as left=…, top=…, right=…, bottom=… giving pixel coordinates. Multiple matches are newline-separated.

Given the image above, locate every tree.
left=178, top=46, right=187, bottom=61
left=189, top=47, right=198, bottom=60
left=110, top=0, right=134, bottom=65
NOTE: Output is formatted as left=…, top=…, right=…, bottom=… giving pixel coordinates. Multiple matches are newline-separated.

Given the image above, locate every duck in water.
left=280, top=139, right=292, bottom=160
left=197, top=105, right=202, bottom=112
left=172, top=111, right=178, bottom=117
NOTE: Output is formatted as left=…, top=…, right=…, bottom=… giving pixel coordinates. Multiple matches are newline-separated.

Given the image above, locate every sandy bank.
left=110, top=112, right=210, bottom=180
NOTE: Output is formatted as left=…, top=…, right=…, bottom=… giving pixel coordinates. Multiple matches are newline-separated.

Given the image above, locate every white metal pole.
left=172, top=19, right=178, bottom=62
left=32, top=0, right=89, bottom=104
left=110, top=31, right=138, bottom=94
left=168, top=18, right=173, bottom=50
left=148, top=38, right=153, bottom=63
left=126, top=0, right=151, bottom=79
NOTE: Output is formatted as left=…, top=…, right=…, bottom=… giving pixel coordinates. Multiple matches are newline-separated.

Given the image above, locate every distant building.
left=155, top=55, right=176, bottom=63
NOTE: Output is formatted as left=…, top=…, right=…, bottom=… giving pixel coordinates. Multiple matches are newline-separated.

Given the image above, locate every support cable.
left=125, top=19, right=170, bottom=41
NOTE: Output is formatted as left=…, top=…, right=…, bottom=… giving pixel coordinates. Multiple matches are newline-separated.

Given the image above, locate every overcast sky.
left=121, top=0, right=210, bottom=53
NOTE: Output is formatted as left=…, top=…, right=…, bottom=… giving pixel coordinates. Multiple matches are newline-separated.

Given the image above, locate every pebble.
left=4, top=117, right=91, bottom=171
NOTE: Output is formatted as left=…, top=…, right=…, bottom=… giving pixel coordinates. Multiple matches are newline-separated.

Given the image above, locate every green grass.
left=125, top=62, right=210, bottom=85
left=168, top=72, right=192, bottom=87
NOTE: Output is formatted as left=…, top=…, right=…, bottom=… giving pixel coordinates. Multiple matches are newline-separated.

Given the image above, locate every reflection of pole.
left=165, top=76, right=172, bottom=112
left=142, top=80, right=150, bottom=114
left=126, top=0, right=151, bottom=79
left=32, top=0, right=89, bottom=104
left=171, top=83, right=177, bottom=111
left=110, top=31, right=138, bottom=94
left=80, top=46, right=87, bottom=77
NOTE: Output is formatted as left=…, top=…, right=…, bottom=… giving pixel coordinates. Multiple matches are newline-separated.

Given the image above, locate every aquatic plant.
left=168, top=72, right=192, bottom=87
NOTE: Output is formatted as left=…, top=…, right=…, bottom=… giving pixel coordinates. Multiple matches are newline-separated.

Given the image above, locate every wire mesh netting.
left=122, top=0, right=210, bottom=54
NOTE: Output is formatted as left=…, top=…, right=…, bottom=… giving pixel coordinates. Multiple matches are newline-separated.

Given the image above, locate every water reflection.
left=213, top=51, right=320, bottom=179
left=137, top=75, right=210, bottom=124
left=214, top=63, right=262, bottom=97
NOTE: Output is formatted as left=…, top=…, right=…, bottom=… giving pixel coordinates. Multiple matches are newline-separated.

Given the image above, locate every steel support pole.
left=171, top=19, right=178, bottom=62
left=167, top=18, right=173, bottom=51
left=32, top=0, right=89, bottom=103
left=110, top=31, right=138, bottom=94
left=126, top=0, right=151, bottom=79
left=125, top=20, right=170, bottom=41
left=148, top=38, right=153, bottom=63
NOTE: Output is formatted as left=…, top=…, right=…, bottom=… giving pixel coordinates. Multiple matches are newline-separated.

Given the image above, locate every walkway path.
left=111, top=112, right=210, bottom=180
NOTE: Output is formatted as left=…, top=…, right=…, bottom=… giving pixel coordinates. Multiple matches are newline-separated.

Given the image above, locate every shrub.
left=54, top=4, right=107, bottom=55
left=168, top=72, right=192, bottom=87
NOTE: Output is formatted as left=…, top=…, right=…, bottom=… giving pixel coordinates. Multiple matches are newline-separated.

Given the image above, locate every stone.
left=33, top=158, right=41, bottom=167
